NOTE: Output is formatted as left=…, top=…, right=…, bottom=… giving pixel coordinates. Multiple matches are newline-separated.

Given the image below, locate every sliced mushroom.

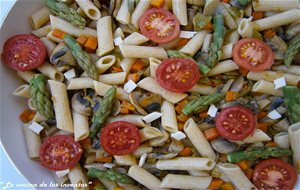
left=130, top=92, right=148, bottom=115
left=149, top=128, right=170, bottom=147
left=71, top=92, right=92, bottom=116
left=111, top=100, right=121, bottom=116
left=138, top=93, right=162, bottom=113
left=211, top=137, right=237, bottom=154
left=50, top=43, right=76, bottom=67
left=168, top=139, right=184, bottom=154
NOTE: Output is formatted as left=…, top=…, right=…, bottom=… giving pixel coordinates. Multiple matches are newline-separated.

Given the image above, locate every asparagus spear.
left=227, top=146, right=293, bottom=163
left=205, top=14, right=225, bottom=74
left=63, top=34, right=98, bottom=80
left=182, top=93, right=224, bottom=115
left=44, top=0, right=86, bottom=28
left=193, top=51, right=211, bottom=75
left=29, top=74, right=54, bottom=119
left=90, top=86, right=116, bottom=138
left=87, top=168, right=135, bottom=184
left=166, top=50, right=191, bottom=58
left=284, top=34, right=300, bottom=66
left=283, top=86, right=300, bottom=124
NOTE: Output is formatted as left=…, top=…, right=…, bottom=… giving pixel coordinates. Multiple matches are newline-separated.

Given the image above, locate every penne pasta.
left=288, top=122, right=300, bottom=172
left=157, top=157, right=216, bottom=171
left=94, top=81, right=130, bottom=101
left=123, top=32, right=149, bottom=45
left=96, top=16, right=115, bottom=57
left=75, top=0, right=101, bottom=20
left=238, top=18, right=253, bottom=39
left=272, top=65, right=300, bottom=76
left=207, top=60, right=239, bottom=76
left=116, top=0, right=131, bottom=24
left=72, top=111, right=89, bottom=141
left=252, top=80, right=283, bottom=96
left=149, top=57, right=161, bottom=78
left=13, top=84, right=31, bottom=98
left=114, top=155, right=137, bottom=166
left=107, top=115, right=149, bottom=128
left=161, top=100, right=178, bottom=132
left=252, top=0, right=299, bottom=12
left=172, top=0, right=188, bottom=26
left=130, top=0, right=151, bottom=28
left=119, top=44, right=168, bottom=59
left=68, top=164, right=88, bottom=189
left=221, top=43, right=234, bottom=60
left=40, top=37, right=56, bottom=57
left=29, top=6, right=51, bottom=29
left=234, top=129, right=271, bottom=144
left=160, top=174, right=212, bottom=189
left=67, top=78, right=94, bottom=90
left=22, top=123, right=42, bottom=160
left=140, top=127, right=164, bottom=142
left=120, top=58, right=137, bottom=73
left=17, top=70, right=35, bottom=83
left=98, top=72, right=127, bottom=85
left=274, top=132, right=290, bottom=149
left=180, top=31, right=207, bottom=56
left=189, top=84, right=213, bottom=95
left=37, top=62, right=64, bottom=82
left=31, top=25, right=52, bottom=38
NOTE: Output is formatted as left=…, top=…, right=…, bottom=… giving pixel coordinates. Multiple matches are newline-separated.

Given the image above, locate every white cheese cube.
left=171, top=131, right=186, bottom=140
left=64, top=69, right=76, bottom=80
left=268, top=110, right=282, bottom=120
left=179, top=31, right=198, bottom=39
left=28, top=122, right=44, bottom=134
left=103, top=163, right=116, bottom=168
left=113, top=36, right=124, bottom=46
left=124, top=80, right=137, bottom=93
left=207, top=104, right=218, bottom=117
left=56, top=169, right=70, bottom=178
left=142, top=112, right=163, bottom=123
left=274, top=77, right=286, bottom=89
left=138, top=153, right=148, bottom=167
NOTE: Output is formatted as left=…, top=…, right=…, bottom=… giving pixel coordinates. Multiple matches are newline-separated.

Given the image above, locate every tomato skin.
left=2, top=34, right=46, bottom=71
left=100, top=121, right=141, bottom=156
left=233, top=38, right=274, bottom=71
left=215, top=105, right=256, bottom=141
left=139, top=8, right=180, bottom=44
left=156, top=58, right=201, bottom=93
left=39, top=135, right=83, bottom=171
left=253, top=158, right=297, bottom=190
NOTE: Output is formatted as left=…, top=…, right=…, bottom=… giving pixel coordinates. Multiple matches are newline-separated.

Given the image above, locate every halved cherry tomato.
left=253, top=158, right=297, bottom=190
left=100, top=121, right=141, bottom=156
left=2, top=34, right=47, bottom=71
left=232, top=38, right=274, bottom=71
left=138, top=8, right=180, bottom=44
left=39, top=135, right=83, bottom=171
left=156, top=58, right=200, bottom=93
left=215, top=105, right=256, bottom=141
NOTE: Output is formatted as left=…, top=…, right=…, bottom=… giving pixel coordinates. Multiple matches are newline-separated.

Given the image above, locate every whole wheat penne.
left=96, top=16, right=115, bottom=57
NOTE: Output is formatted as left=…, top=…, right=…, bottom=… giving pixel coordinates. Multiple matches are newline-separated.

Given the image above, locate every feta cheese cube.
left=113, top=36, right=123, bottom=46
left=138, top=153, right=147, bottom=167
left=28, top=122, right=44, bottom=134
left=124, top=80, right=137, bottom=93
left=274, top=77, right=286, bottom=89
left=142, top=112, right=163, bottom=123
left=207, top=104, right=218, bottom=117
left=268, top=110, right=282, bottom=120
left=64, top=69, right=76, bottom=80
left=171, top=131, right=186, bottom=140
left=103, top=163, right=116, bottom=168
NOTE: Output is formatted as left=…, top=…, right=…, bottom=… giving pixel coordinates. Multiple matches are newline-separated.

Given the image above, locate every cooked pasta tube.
left=113, top=27, right=125, bottom=39
left=99, top=179, right=118, bottom=190
left=52, top=172, right=69, bottom=187
left=67, top=78, right=94, bottom=90
left=50, top=15, right=97, bottom=38
left=137, top=77, right=187, bottom=104
left=252, top=0, right=299, bottom=12
left=17, top=70, right=35, bottom=83
left=288, top=122, right=300, bottom=172
left=189, top=84, right=213, bottom=95
left=29, top=6, right=51, bottom=29
left=188, top=170, right=210, bottom=177
left=257, top=99, right=271, bottom=110
left=247, top=71, right=300, bottom=86
left=68, top=164, right=88, bottom=189
left=274, top=132, right=290, bottom=149
left=207, top=60, right=239, bottom=76
left=149, top=57, right=161, bottom=78
left=107, top=115, right=149, bottom=128
left=96, top=55, right=116, bottom=74
left=120, top=58, right=137, bottom=73
left=22, top=123, right=42, bottom=160
left=201, top=34, right=212, bottom=53
left=221, top=43, right=234, bottom=60
left=272, top=65, right=300, bottom=76
left=27, top=98, right=37, bottom=111
left=75, top=0, right=101, bottom=20
left=160, top=174, right=212, bottom=189
left=253, top=9, right=300, bottom=31
left=37, top=62, right=64, bottom=82
left=157, top=157, right=216, bottom=171
left=128, top=165, right=169, bottom=190
left=133, top=144, right=153, bottom=158
left=203, top=0, right=221, bottom=16
left=172, top=0, right=188, bottom=26
left=46, top=30, right=63, bottom=43
left=180, top=31, right=207, bottom=56
left=218, top=163, right=256, bottom=190
left=76, top=7, right=88, bottom=18
left=244, top=4, right=253, bottom=17
left=72, top=111, right=89, bottom=141
left=13, top=84, right=30, bottom=98
left=187, top=0, right=205, bottom=6
left=140, top=127, right=164, bottom=142
left=98, top=72, right=127, bottom=85
left=116, top=0, right=131, bottom=24
left=48, top=80, right=74, bottom=133
left=119, top=45, right=168, bottom=59
left=228, top=29, right=240, bottom=44
left=96, top=16, right=114, bottom=57
left=161, top=100, right=178, bottom=132
left=94, top=81, right=130, bottom=101
left=130, top=0, right=151, bottom=28
left=252, top=80, right=283, bottom=96
left=31, top=25, right=52, bottom=38
left=184, top=118, right=216, bottom=160
left=114, top=155, right=137, bottom=166
left=123, top=32, right=149, bottom=45
left=234, top=129, right=271, bottom=144
left=40, top=37, right=56, bottom=57
left=238, top=18, right=253, bottom=38
left=32, top=112, right=47, bottom=123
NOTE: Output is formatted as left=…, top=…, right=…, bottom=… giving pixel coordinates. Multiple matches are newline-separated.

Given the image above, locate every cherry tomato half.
left=39, top=135, right=83, bottom=171
left=2, top=34, right=47, bottom=71
left=233, top=38, right=274, bottom=71
left=215, top=105, right=256, bottom=141
left=156, top=58, right=201, bottom=93
left=100, top=121, right=141, bottom=156
left=138, top=8, right=180, bottom=44
left=253, top=158, right=297, bottom=190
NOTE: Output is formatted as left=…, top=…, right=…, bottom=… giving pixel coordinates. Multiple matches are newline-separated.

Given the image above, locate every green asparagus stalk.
left=90, top=86, right=116, bottom=138
left=87, top=168, right=135, bottom=184
left=63, top=34, right=98, bottom=80
left=44, top=0, right=86, bottom=28
left=283, top=86, right=300, bottom=124
left=284, top=34, right=300, bottom=66
left=205, top=14, right=225, bottom=74
left=182, top=93, right=224, bottom=115
left=227, top=146, right=293, bottom=163
left=29, top=74, right=54, bottom=119
left=166, top=50, right=191, bottom=58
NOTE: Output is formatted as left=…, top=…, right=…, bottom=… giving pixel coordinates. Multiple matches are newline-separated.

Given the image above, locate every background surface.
left=0, top=0, right=33, bottom=189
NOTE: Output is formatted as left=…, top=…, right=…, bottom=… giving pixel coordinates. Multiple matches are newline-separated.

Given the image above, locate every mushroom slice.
left=130, top=92, right=148, bottom=115
left=211, top=137, right=237, bottom=154
left=138, top=93, right=162, bottom=113
left=109, top=0, right=116, bottom=15
left=50, top=43, right=76, bottom=67
left=111, top=100, right=121, bottom=116
left=71, top=92, right=92, bottom=116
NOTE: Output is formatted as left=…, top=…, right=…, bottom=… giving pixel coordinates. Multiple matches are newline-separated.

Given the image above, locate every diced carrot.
left=257, top=111, right=267, bottom=119
left=175, top=38, right=189, bottom=48
left=221, top=183, right=234, bottom=190
left=265, top=141, right=278, bottom=147
left=76, top=35, right=87, bottom=46
left=257, top=122, right=271, bottom=132
left=208, top=178, right=224, bottom=190
left=178, top=122, right=185, bottom=131
left=150, top=0, right=165, bottom=8
left=225, top=91, right=238, bottom=102
left=84, top=36, right=98, bottom=52
left=237, top=160, right=250, bottom=170
left=112, top=66, right=123, bottom=73
left=221, top=0, right=230, bottom=3
left=126, top=73, right=140, bottom=83
left=114, top=187, right=125, bottom=190
left=245, top=168, right=254, bottom=179
left=131, top=60, right=145, bottom=73
left=252, top=11, right=264, bottom=21
left=239, top=67, right=249, bottom=76
left=175, top=100, right=188, bottom=114
left=19, top=109, right=36, bottom=123
left=199, top=110, right=208, bottom=119
left=204, top=128, right=219, bottom=141
left=52, top=28, right=66, bottom=39
left=179, top=147, right=193, bottom=157
left=120, top=107, right=130, bottom=114
left=263, top=29, right=276, bottom=38
left=95, top=156, right=113, bottom=163
left=121, top=101, right=135, bottom=111
left=204, top=22, right=213, bottom=31
left=177, top=113, right=189, bottom=122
